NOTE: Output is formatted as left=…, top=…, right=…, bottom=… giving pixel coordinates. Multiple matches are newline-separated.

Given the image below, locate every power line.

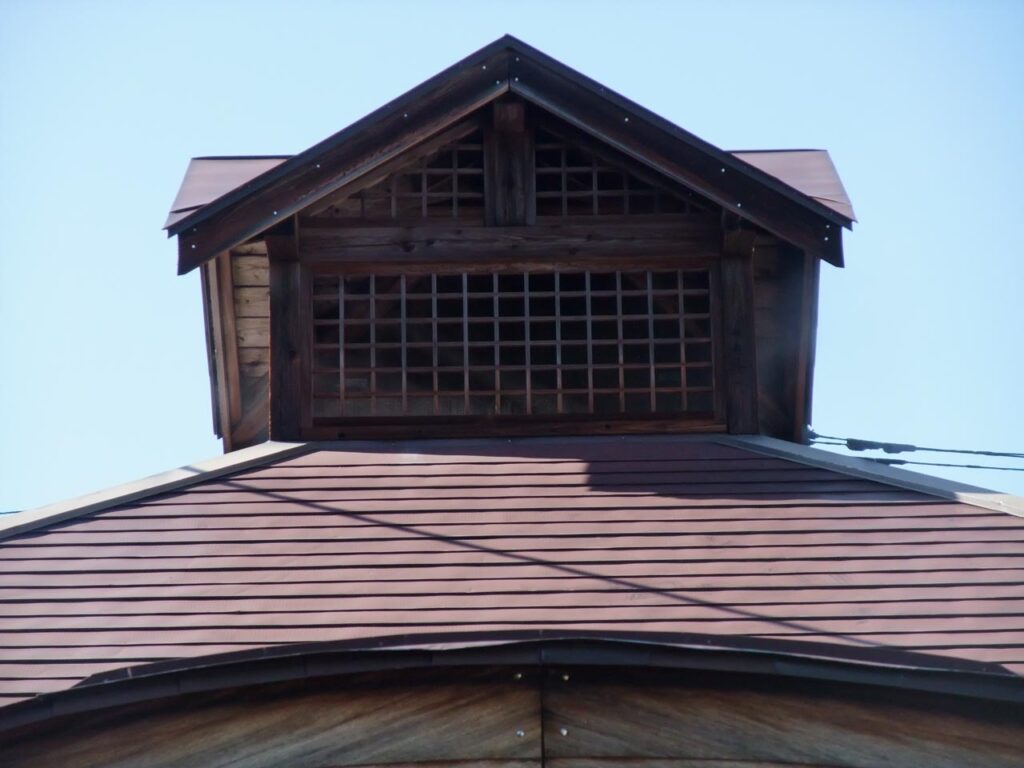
left=866, top=458, right=1024, bottom=472
left=808, top=430, right=1024, bottom=460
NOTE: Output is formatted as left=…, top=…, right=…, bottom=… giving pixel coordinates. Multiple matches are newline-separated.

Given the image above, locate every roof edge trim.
left=3, top=635, right=1021, bottom=732
left=720, top=435, right=1024, bottom=517
left=0, top=441, right=311, bottom=541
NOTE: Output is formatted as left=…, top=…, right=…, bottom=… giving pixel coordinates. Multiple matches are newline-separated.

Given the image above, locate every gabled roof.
left=167, top=35, right=853, bottom=274
left=166, top=149, right=855, bottom=231
left=2, top=434, right=1022, bottom=724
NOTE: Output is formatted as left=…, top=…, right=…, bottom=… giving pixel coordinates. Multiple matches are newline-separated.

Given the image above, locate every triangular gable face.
left=170, top=36, right=850, bottom=275
left=301, top=108, right=716, bottom=228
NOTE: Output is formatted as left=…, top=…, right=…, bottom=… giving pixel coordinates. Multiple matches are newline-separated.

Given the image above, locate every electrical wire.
left=866, top=458, right=1024, bottom=472
left=808, top=431, right=1024, bottom=460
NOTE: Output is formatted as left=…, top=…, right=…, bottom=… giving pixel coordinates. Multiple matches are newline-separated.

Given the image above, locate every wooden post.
left=720, top=212, right=759, bottom=434
left=266, top=221, right=308, bottom=441
left=485, top=100, right=534, bottom=226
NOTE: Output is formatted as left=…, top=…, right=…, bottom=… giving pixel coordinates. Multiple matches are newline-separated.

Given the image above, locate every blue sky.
left=1, top=0, right=1022, bottom=510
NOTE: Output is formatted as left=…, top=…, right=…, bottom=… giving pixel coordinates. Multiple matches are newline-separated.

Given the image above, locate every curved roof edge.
left=3, top=634, right=1022, bottom=733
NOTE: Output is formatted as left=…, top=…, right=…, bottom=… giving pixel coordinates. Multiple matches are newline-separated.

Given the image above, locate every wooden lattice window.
left=310, top=268, right=716, bottom=423
left=534, top=128, right=708, bottom=217
left=317, top=130, right=485, bottom=223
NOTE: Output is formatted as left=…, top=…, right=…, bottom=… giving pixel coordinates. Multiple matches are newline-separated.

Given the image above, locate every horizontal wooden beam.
left=297, top=220, right=720, bottom=269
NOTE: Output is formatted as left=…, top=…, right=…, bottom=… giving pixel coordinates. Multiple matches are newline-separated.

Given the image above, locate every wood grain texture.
left=5, top=669, right=543, bottom=768
left=720, top=217, right=759, bottom=434
left=542, top=668, right=1024, bottom=768
left=5, top=665, right=1022, bottom=767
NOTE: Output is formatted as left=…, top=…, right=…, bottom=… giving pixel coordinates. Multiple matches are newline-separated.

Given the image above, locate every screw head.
left=515, top=729, right=525, bottom=738
left=561, top=673, right=570, bottom=681
left=560, top=727, right=569, bottom=736
left=513, top=672, right=523, bottom=681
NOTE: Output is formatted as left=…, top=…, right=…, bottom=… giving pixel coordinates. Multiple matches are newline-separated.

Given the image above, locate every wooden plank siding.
left=229, top=243, right=271, bottom=447
left=5, top=665, right=1022, bottom=767
left=1, top=436, right=1023, bottom=709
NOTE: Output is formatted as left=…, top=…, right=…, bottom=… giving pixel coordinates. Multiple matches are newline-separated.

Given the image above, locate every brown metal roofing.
left=1, top=435, right=1022, bottom=709
left=164, top=157, right=291, bottom=229
left=165, top=150, right=853, bottom=230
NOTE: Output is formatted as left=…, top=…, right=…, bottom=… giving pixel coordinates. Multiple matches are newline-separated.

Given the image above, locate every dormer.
left=166, top=36, right=853, bottom=450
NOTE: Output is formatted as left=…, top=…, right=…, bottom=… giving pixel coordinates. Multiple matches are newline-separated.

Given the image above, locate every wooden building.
left=2, top=36, right=1023, bottom=767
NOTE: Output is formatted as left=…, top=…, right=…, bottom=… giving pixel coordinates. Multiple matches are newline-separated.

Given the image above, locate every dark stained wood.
left=752, top=239, right=805, bottom=439
left=307, top=117, right=485, bottom=219
left=6, top=664, right=1023, bottom=767
left=486, top=100, right=534, bottom=226
left=173, top=39, right=849, bottom=274
left=720, top=215, right=759, bottom=433
left=198, top=262, right=222, bottom=438
left=215, top=251, right=243, bottom=429
left=204, top=259, right=233, bottom=445
left=266, top=227, right=308, bottom=440
left=508, top=49, right=845, bottom=265
left=543, top=667, right=1024, bottom=767
left=796, top=249, right=820, bottom=442
left=297, top=220, right=719, bottom=266
left=5, top=669, right=543, bottom=768
left=175, top=43, right=512, bottom=272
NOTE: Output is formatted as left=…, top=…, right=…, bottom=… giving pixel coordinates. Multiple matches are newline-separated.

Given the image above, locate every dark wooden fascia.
left=175, top=49, right=513, bottom=274
left=173, top=35, right=849, bottom=274
left=508, top=55, right=846, bottom=267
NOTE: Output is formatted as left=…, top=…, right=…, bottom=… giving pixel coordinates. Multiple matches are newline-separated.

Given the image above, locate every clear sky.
left=1, top=0, right=1022, bottom=510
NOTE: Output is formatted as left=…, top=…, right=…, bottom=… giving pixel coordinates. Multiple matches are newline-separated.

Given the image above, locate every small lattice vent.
left=534, top=128, right=709, bottom=217
left=319, top=130, right=485, bottom=223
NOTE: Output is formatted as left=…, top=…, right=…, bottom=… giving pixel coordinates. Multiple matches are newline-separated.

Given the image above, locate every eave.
left=168, top=35, right=853, bottom=274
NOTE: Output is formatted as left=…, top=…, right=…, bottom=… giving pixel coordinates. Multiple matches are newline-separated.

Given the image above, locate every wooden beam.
left=720, top=213, right=759, bottom=434
left=794, top=249, right=821, bottom=442
left=266, top=223, right=308, bottom=441
left=204, top=259, right=234, bottom=448
left=198, top=263, right=222, bottom=438
left=216, top=251, right=243, bottom=429
left=485, top=100, right=534, bottom=226
left=297, top=220, right=719, bottom=267
left=510, top=58, right=845, bottom=266
left=176, top=52, right=511, bottom=273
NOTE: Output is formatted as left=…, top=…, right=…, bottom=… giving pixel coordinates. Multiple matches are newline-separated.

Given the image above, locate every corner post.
left=720, top=212, right=760, bottom=434
left=266, top=219, right=309, bottom=440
